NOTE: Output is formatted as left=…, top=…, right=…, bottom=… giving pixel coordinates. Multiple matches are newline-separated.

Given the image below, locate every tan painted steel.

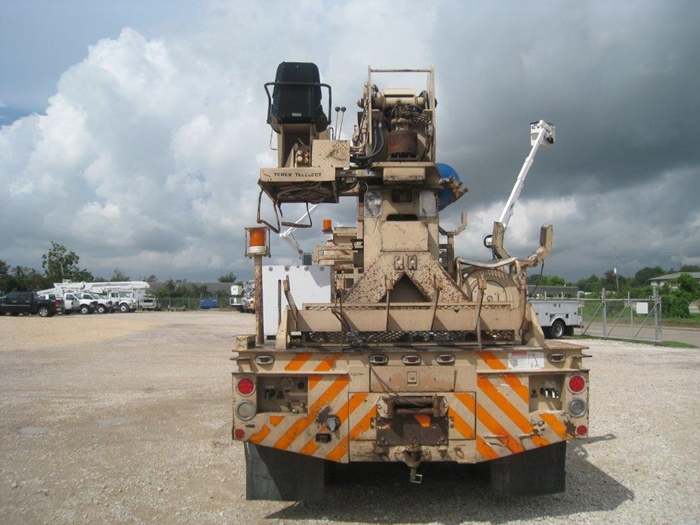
left=236, top=65, right=589, bottom=475
left=232, top=346, right=589, bottom=464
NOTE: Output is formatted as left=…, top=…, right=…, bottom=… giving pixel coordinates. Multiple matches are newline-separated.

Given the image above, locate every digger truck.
left=231, top=62, right=590, bottom=500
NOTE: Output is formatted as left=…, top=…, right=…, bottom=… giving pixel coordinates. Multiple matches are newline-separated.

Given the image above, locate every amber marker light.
left=322, top=219, right=333, bottom=233
left=245, top=226, right=270, bottom=257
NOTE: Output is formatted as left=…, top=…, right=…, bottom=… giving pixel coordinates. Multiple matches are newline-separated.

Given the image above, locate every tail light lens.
left=255, top=355, right=274, bottom=365
left=436, top=354, right=455, bottom=365
left=369, top=354, right=388, bottom=365
left=568, top=398, right=588, bottom=418
left=236, top=376, right=256, bottom=396
left=568, top=374, right=586, bottom=393
left=402, top=355, right=421, bottom=365
left=235, top=400, right=256, bottom=421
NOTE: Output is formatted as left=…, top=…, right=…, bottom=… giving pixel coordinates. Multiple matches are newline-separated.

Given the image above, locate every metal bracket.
left=256, top=189, right=281, bottom=234
left=281, top=201, right=314, bottom=229
left=438, top=211, right=467, bottom=237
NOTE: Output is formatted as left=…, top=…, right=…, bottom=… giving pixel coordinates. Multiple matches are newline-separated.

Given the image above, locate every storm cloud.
left=1, top=0, right=698, bottom=282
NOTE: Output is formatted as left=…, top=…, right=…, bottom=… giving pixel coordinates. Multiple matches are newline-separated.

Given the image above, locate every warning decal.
left=508, top=350, right=544, bottom=370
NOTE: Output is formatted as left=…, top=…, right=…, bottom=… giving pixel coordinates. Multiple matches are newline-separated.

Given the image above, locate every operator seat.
left=267, top=62, right=329, bottom=134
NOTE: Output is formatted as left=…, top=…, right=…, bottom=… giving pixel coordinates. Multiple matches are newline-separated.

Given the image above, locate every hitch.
left=400, top=443, right=425, bottom=484
left=410, top=467, right=423, bottom=484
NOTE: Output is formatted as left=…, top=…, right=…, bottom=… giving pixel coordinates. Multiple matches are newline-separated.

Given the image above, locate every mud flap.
left=245, top=443, right=326, bottom=501
left=490, top=441, right=566, bottom=496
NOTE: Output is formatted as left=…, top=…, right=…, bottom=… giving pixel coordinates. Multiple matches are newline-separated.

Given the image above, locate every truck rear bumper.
left=232, top=344, right=589, bottom=466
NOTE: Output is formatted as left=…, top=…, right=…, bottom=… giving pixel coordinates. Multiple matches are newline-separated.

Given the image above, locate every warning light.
left=322, top=219, right=332, bottom=233
left=234, top=428, right=246, bottom=440
left=245, top=226, right=270, bottom=257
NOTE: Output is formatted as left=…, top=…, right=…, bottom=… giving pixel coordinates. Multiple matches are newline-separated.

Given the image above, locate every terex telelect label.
left=260, top=167, right=335, bottom=181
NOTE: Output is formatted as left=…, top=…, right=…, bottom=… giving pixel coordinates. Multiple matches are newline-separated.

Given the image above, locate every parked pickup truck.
left=73, top=292, right=101, bottom=314
left=77, top=292, right=113, bottom=314
left=1, top=291, right=61, bottom=317
left=62, top=292, right=83, bottom=315
left=140, top=295, right=160, bottom=311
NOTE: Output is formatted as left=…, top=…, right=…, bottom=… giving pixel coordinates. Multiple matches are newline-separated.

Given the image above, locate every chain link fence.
left=579, top=288, right=663, bottom=343
left=146, top=297, right=241, bottom=311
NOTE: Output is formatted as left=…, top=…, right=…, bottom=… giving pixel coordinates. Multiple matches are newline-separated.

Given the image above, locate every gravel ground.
left=1, top=310, right=699, bottom=525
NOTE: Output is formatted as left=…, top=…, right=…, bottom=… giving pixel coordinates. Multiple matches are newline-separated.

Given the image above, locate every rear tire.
left=490, top=441, right=566, bottom=496
left=245, top=443, right=326, bottom=501
left=548, top=319, right=565, bottom=339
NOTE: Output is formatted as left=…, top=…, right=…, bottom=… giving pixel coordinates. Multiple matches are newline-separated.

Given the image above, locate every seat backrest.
left=267, top=62, right=328, bottom=133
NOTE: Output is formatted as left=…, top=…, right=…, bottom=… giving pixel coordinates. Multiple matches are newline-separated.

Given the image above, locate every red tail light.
left=568, top=375, right=586, bottom=393
left=236, top=377, right=256, bottom=396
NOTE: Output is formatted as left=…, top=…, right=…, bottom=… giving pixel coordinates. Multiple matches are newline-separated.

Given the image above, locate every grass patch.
left=661, top=340, right=699, bottom=348
left=663, top=316, right=700, bottom=328
left=574, top=334, right=697, bottom=348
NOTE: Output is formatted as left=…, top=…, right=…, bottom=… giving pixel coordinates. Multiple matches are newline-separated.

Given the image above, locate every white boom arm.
left=279, top=204, right=320, bottom=258
left=497, top=120, right=555, bottom=230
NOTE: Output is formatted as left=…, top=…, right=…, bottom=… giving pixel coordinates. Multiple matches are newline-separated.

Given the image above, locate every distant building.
left=649, top=272, right=700, bottom=287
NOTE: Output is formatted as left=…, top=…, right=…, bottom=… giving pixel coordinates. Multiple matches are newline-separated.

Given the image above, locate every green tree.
left=576, top=274, right=601, bottom=294
left=190, top=283, right=208, bottom=297
left=676, top=273, right=700, bottom=299
left=111, top=268, right=130, bottom=281
left=632, top=266, right=666, bottom=288
left=154, top=279, right=189, bottom=299
left=601, top=269, right=628, bottom=295
left=527, top=274, right=566, bottom=286
left=2, top=265, right=48, bottom=292
left=41, top=242, right=84, bottom=283
left=658, top=273, right=699, bottom=318
left=659, top=289, right=691, bottom=318
left=0, top=260, right=8, bottom=292
left=218, top=272, right=237, bottom=283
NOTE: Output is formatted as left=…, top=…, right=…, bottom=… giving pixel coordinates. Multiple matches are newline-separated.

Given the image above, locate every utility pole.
left=614, top=245, right=619, bottom=292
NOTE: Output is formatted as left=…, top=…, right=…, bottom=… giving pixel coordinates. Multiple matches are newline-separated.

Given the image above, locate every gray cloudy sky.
left=1, top=0, right=698, bottom=283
